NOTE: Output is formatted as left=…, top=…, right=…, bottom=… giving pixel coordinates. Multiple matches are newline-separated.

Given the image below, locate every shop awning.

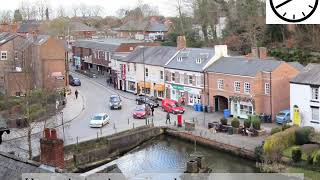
left=138, top=81, right=151, bottom=88
left=154, top=84, right=165, bottom=91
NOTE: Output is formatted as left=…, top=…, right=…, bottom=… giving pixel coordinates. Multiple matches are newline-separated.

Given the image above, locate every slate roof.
left=16, top=20, right=40, bottom=33
left=206, top=56, right=282, bottom=76
left=121, top=46, right=177, bottom=66
left=0, top=151, right=50, bottom=180
left=291, top=63, right=320, bottom=85
left=165, top=48, right=215, bottom=72
left=0, top=32, right=18, bottom=45
left=33, top=35, right=50, bottom=45
left=288, top=61, right=304, bottom=71
left=74, top=39, right=142, bottom=52
left=70, top=21, right=96, bottom=32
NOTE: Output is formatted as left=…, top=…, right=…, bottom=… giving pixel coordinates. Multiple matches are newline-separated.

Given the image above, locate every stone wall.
left=65, top=125, right=163, bottom=172
left=165, top=129, right=256, bottom=160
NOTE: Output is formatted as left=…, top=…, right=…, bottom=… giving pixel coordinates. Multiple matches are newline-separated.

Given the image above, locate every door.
left=215, top=97, right=219, bottom=112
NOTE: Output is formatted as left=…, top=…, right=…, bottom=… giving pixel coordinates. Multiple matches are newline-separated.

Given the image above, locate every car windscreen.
left=135, top=107, right=145, bottom=111
left=277, top=112, right=286, bottom=116
left=110, top=97, right=120, bottom=102
left=92, top=116, right=103, bottom=120
left=73, top=78, right=80, bottom=82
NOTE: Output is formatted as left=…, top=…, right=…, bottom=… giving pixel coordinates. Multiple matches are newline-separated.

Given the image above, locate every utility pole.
left=143, top=46, right=147, bottom=125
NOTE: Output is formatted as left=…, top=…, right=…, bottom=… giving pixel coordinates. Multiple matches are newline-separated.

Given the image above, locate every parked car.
left=89, top=113, right=110, bottom=128
left=109, top=95, right=122, bottom=110
left=161, top=98, right=185, bottom=114
left=70, top=77, right=81, bottom=86
left=275, top=109, right=291, bottom=124
left=133, top=105, right=150, bottom=119
left=135, top=95, right=159, bottom=107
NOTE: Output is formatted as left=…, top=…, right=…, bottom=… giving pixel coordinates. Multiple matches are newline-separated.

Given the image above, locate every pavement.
left=0, top=66, right=278, bottom=158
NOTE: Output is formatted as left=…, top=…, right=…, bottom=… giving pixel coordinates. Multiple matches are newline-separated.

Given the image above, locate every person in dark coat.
left=151, top=106, right=154, bottom=116
left=166, top=112, right=171, bottom=124
left=75, top=89, right=79, bottom=99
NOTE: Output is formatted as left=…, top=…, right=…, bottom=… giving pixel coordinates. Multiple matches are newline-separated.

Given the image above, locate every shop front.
left=138, top=81, right=151, bottom=95
left=230, top=96, right=254, bottom=119
left=153, top=84, right=165, bottom=99
left=168, top=84, right=202, bottom=106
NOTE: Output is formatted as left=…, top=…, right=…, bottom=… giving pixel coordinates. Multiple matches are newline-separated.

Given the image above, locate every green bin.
left=228, top=127, right=233, bottom=135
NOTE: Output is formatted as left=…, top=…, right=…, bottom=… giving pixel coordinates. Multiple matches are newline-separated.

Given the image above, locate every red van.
left=161, top=99, right=185, bottom=114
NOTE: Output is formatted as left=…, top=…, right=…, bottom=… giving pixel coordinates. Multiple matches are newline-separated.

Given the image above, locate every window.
left=160, top=71, right=164, bottom=80
left=177, top=57, right=183, bottom=62
left=311, top=107, right=319, bottom=122
left=158, top=91, right=164, bottom=98
left=234, top=81, right=241, bottom=92
left=145, top=68, right=148, bottom=77
left=134, top=64, right=137, bottom=71
left=105, top=52, right=110, bottom=61
left=127, top=64, right=130, bottom=72
left=1, top=51, right=7, bottom=60
left=188, top=75, right=193, bottom=85
left=265, top=83, right=270, bottom=95
left=128, top=81, right=136, bottom=92
left=217, top=79, right=224, bottom=90
left=196, top=58, right=202, bottom=64
left=311, top=87, right=319, bottom=101
left=171, top=73, right=175, bottom=82
left=129, top=47, right=134, bottom=51
left=244, top=82, right=251, bottom=94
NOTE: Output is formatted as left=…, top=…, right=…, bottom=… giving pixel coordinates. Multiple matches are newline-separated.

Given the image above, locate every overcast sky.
left=0, top=0, right=179, bottom=17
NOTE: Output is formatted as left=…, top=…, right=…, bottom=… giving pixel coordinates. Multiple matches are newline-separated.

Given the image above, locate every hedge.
left=270, top=127, right=282, bottom=135
left=231, top=118, right=240, bottom=128
left=291, top=147, right=302, bottom=163
left=295, top=126, right=315, bottom=145
left=220, top=118, right=228, bottom=125
left=264, top=127, right=297, bottom=162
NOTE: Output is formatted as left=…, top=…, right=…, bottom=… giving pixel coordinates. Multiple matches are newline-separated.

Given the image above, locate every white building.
left=290, top=64, right=320, bottom=131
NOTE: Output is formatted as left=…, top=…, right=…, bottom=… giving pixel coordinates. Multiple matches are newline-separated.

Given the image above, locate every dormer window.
left=177, top=57, right=183, bottom=62
left=196, top=58, right=202, bottom=64
left=129, top=47, right=134, bottom=51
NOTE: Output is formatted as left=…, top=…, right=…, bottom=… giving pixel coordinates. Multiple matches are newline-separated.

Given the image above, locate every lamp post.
left=142, top=46, right=147, bottom=125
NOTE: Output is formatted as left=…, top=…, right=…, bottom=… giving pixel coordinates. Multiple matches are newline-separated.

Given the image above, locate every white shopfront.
left=168, top=84, right=202, bottom=106
left=230, top=99, right=254, bottom=119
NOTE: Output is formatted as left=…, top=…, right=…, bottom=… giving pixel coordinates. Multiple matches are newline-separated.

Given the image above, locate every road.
left=0, top=71, right=218, bottom=158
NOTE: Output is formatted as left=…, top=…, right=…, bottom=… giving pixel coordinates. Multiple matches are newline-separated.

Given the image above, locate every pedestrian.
left=75, top=89, right=79, bottom=99
left=151, top=106, right=154, bottom=116
left=166, top=112, right=171, bottom=124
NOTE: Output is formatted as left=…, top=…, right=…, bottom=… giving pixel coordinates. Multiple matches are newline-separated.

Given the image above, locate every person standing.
left=151, top=106, right=154, bottom=116
left=166, top=112, right=171, bottom=124
left=75, top=89, right=79, bottom=99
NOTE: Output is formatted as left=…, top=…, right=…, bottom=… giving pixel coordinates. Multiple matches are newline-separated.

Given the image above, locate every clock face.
left=270, top=0, right=319, bottom=22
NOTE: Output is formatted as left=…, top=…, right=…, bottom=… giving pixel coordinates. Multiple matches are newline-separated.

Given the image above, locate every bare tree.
left=0, top=10, right=13, bottom=23
left=92, top=5, right=104, bottom=17
left=57, top=5, right=66, bottom=17
left=72, top=4, right=79, bottom=17
left=36, top=0, right=48, bottom=20
left=79, top=3, right=88, bottom=17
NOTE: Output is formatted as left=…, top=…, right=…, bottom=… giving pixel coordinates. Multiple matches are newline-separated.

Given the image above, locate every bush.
left=295, top=127, right=315, bottom=145
left=264, top=127, right=297, bottom=162
left=255, top=143, right=264, bottom=161
left=282, top=124, right=291, bottom=131
left=291, top=147, right=302, bottom=163
left=244, top=118, right=251, bottom=128
left=271, top=127, right=282, bottom=135
left=312, top=150, right=320, bottom=166
left=231, top=118, right=240, bottom=128
left=251, top=115, right=261, bottom=130
left=220, top=118, right=228, bottom=125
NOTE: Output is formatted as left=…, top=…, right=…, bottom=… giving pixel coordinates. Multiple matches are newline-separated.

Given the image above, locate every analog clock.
left=270, top=0, right=319, bottom=22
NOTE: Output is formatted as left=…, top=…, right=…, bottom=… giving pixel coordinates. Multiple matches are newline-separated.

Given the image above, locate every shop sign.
left=172, top=84, right=184, bottom=91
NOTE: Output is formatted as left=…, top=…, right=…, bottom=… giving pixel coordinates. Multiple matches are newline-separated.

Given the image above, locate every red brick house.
left=204, top=52, right=302, bottom=121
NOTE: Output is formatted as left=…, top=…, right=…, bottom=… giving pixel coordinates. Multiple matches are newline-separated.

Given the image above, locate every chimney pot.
left=44, top=128, right=50, bottom=138
left=259, top=47, right=268, bottom=59
left=177, top=36, right=186, bottom=51
left=50, top=129, right=57, bottom=139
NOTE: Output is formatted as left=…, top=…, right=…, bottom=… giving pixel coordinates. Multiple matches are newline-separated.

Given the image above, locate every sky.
left=0, top=0, right=179, bottom=17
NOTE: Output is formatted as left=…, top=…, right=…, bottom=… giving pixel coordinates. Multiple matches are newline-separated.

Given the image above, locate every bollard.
left=96, top=132, right=99, bottom=141
left=193, top=118, right=195, bottom=122
left=133, top=123, right=135, bottom=129
left=152, top=118, right=154, bottom=124
left=113, top=123, right=116, bottom=129
left=128, top=118, right=129, bottom=124
left=100, top=127, right=102, bottom=135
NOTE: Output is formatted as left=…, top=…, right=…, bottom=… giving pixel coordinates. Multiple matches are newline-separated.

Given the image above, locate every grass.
left=283, top=146, right=308, bottom=161
left=288, top=167, right=320, bottom=180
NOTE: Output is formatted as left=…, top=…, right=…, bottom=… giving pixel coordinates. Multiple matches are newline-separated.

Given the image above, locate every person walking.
left=75, top=89, right=79, bottom=99
left=151, top=106, right=154, bottom=116
left=166, top=112, right=171, bottom=124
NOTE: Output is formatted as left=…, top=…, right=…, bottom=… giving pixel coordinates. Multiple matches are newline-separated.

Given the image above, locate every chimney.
left=251, top=47, right=259, bottom=58
left=40, top=128, right=64, bottom=169
left=32, top=31, right=37, bottom=41
left=177, top=36, right=186, bottom=50
left=259, top=47, right=268, bottom=59
left=214, top=45, right=228, bottom=57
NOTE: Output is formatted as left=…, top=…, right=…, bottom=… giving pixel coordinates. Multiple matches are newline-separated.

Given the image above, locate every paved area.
left=0, top=66, right=277, bottom=158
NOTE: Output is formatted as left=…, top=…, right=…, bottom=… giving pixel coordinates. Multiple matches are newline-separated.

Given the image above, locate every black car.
left=70, top=78, right=81, bottom=86
left=109, top=95, right=122, bottom=110
left=135, top=95, right=159, bottom=108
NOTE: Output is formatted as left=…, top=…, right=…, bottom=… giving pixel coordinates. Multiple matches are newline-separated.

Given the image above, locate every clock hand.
left=276, top=0, right=294, bottom=9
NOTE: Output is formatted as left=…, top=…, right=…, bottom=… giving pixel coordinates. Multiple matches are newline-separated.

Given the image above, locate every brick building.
left=204, top=51, right=302, bottom=121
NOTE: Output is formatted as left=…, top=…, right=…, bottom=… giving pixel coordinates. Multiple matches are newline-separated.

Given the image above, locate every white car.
left=89, top=113, right=110, bottom=128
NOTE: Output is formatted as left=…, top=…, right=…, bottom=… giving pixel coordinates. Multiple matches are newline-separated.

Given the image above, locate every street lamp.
left=142, top=46, right=147, bottom=125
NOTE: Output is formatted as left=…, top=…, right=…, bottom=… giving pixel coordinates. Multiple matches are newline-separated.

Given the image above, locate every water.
left=97, top=135, right=258, bottom=178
